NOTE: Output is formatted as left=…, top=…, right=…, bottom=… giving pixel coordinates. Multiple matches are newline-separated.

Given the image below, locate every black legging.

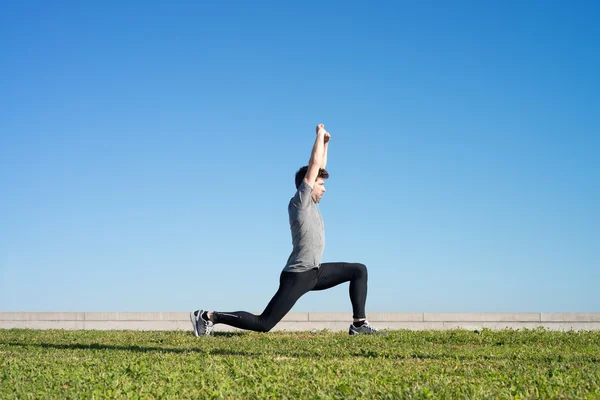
left=213, top=262, right=368, bottom=332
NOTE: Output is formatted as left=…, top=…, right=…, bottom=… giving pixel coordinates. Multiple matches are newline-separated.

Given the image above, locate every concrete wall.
left=1, top=312, right=599, bottom=332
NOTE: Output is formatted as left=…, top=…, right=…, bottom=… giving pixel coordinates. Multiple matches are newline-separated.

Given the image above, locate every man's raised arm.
left=321, top=133, right=329, bottom=170
left=304, top=124, right=329, bottom=187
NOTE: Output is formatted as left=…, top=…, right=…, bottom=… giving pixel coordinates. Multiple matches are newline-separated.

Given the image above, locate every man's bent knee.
left=260, top=322, right=277, bottom=333
left=354, top=263, right=368, bottom=277
left=258, top=316, right=280, bottom=333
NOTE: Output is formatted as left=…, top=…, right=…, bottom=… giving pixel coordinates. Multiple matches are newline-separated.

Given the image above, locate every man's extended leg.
left=199, top=269, right=318, bottom=333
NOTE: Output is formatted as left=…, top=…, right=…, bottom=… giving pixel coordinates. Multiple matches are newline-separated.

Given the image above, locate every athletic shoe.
left=190, top=309, right=214, bottom=337
left=349, top=320, right=387, bottom=336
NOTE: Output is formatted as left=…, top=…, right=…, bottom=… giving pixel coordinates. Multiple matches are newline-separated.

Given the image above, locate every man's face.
left=312, top=178, right=326, bottom=203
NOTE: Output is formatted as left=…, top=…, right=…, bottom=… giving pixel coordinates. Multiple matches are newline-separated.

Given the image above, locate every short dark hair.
left=295, top=166, right=329, bottom=189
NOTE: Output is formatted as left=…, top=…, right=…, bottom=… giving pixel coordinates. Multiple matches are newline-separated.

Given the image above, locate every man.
left=191, top=124, right=384, bottom=336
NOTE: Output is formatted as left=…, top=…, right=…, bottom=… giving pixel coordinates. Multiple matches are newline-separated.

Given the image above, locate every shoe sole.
left=190, top=311, right=199, bottom=337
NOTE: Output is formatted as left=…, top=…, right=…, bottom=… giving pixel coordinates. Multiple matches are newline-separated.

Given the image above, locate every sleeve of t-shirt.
left=291, top=181, right=313, bottom=209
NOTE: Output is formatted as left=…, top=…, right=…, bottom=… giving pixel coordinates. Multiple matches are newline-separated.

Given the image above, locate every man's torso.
left=283, top=182, right=325, bottom=272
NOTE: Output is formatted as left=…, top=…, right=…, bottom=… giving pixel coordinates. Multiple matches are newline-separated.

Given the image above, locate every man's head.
left=295, top=166, right=329, bottom=203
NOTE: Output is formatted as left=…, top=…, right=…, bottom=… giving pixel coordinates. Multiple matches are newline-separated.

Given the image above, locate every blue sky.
left=1, top=1, right=598, bottom=314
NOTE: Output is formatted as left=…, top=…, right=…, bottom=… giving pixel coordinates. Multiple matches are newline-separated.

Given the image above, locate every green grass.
left=1, top=328, right=599, bottom=399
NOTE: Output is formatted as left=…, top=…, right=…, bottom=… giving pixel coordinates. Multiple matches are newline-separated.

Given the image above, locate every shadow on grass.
left=2, top=340, right=598, bottom=363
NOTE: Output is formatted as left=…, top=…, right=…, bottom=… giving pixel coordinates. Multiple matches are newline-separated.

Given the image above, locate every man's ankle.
left=206, top=311, right=215, bottom=323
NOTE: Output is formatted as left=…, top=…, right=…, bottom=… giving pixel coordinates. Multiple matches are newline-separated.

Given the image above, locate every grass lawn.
left=1, top=328, right=599, bottom=399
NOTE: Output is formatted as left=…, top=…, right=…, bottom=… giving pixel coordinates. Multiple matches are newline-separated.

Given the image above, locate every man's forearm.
left=309, top=133, right=326, bottom=168
left=321, top=142, right=328, bottom=169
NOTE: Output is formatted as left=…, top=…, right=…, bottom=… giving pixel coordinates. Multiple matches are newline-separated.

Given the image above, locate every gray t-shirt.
left=283, top=181, right=325, bottom=272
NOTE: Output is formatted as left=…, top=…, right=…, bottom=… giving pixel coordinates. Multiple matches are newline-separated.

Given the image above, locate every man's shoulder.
left=289, top=196, right=315, bottom=209
left=289, top=196, right=316, bottom=217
